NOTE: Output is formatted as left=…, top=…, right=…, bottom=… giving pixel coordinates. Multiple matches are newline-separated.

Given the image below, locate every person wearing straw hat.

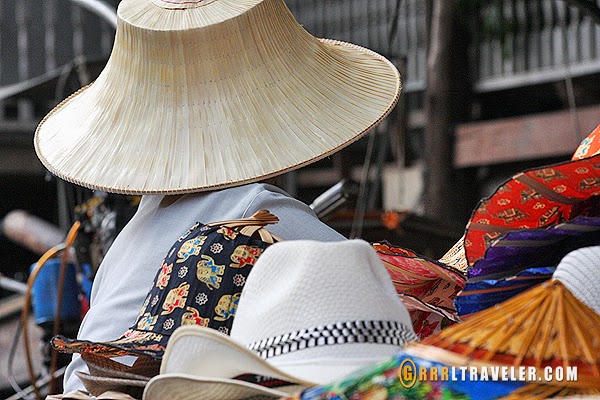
left=34, top=0, right=401, bottom=393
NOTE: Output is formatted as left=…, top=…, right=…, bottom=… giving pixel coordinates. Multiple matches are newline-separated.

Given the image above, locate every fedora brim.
left=82, top=354, right=155, bottom=382
left=81, top=352, right=160, bottom=379
left=143, top=374, right=297, bottom=400
left=160, top=326, right=316, bottom=385
left=161, top=326, right=408, bottom=389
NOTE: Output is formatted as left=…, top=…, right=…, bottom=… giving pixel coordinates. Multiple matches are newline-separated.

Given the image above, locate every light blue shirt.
left=63, top=183, right=345, bottom=392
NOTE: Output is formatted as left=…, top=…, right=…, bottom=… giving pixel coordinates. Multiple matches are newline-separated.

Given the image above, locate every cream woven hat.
left=143, top=239, right=417, bottom=400
left=76, top=372, right=147, bottom=398
left=73, top=354, right=154, bottom=398
left=553, top=245, right=600, bottom=315
left=35, top=0, right=401, bottom=194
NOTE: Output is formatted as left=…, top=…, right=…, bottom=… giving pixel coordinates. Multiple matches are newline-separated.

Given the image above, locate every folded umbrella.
left=465, top=154, right=600, bottom=282
left=455, top=267, right=554, bottom=316
left=373, top=242, right=466, bottom=338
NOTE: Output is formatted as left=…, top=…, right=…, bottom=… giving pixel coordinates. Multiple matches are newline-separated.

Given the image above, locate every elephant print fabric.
left=50, top=218, right=275, bottom=360
left=230, top=245, right=264, bottom=268
left=196, top=255, right=226, bottom=289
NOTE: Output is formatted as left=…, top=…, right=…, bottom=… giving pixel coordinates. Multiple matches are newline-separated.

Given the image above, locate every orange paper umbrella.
left=422, top=280, right=600, bottom=389
left=500, top=384, right=600, bottom=399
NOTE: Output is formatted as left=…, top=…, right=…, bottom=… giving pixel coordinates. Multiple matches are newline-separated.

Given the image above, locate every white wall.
left=382, top=162, right=424, bottom=213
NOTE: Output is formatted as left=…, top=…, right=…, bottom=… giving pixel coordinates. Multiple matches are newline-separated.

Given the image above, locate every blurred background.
left=1, top=0, right=600, bottom=396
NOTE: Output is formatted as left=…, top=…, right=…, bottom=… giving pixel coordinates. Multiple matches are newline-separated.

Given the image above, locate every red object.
left=80, top=295, right=90, bottom=318
left=573, top=124, right=600, bottom=160
left=465, top=154, right=600, bottom=266
left=373, top=243, right=466, bottom=338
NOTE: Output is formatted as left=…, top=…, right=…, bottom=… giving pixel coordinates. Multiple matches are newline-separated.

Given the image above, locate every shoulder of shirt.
left=238, top=183, right=300, bottom=218
left=212, top=183, right=294, bottom=205
left=137, top=183, right=295, bottom=215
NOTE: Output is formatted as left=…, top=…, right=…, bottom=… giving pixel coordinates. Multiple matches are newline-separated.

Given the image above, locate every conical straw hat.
left=421, top=280, right=600, bottom=389
left=35, top=0, right=400, bottom=194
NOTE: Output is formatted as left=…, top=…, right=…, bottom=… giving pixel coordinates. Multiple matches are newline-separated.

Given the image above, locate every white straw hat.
left=553, top=245, right=600, bottom=315
left=35, top=0, right=401, bottom=195
left=143, top=239, right=417, bottom=399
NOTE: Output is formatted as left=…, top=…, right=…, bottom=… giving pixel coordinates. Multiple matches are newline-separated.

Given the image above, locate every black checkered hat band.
left=246, top=320, right=418, bottom=360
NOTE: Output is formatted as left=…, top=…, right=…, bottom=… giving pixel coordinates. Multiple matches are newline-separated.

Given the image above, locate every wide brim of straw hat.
left=143, top=374, right=293, bottom=400
left=81, top=352, right=160, bottom=379
left=35, top=0, right=401, bottom=195
left=76, top=372, right=147, bottom=398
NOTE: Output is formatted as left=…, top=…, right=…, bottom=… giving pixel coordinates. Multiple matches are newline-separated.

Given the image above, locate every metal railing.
left=0, top=0, right=117, bottom=143
left=474, top=0, right=600, bottom=91
left=1, top=0, right=600, bottom=101
left=0, top=0, right=117, bottom=99
left=287, top=0, right=600, bottom=93
left=286, top=0, right=428, bottom=92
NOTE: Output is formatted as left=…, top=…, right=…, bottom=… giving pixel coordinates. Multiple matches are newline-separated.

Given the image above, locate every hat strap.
left=247, top=320, right=418, bottom=360
left=207, top=210, right=282, bottom=244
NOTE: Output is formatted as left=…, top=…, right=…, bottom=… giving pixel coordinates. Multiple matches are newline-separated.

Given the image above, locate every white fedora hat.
left=553, top=245, right=600, bottom=315
left=35, top=0, right=400, bottom=195
left=143, top=239, right=417, bottom=399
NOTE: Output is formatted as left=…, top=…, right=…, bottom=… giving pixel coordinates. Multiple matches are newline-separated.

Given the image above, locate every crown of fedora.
left=148, top=239, right=418, bottom=400
left=35, top=0, right=400, bottom=194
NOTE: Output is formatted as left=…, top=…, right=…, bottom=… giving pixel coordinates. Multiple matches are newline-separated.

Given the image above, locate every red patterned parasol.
left=464, top=154, right=600, bottom=281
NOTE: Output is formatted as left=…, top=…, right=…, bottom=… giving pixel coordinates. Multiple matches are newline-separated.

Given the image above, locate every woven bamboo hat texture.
left=419, top=280, right=600, bottom=389
left=35, top=0, right=401, bottom=195
left=75, top=372, right=147, bottom=399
